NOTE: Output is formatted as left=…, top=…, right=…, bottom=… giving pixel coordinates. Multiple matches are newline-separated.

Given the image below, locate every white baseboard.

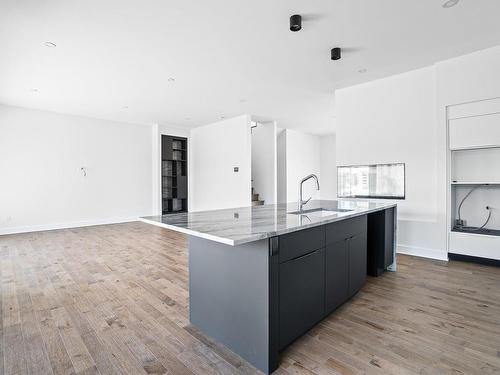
left=397, top=244, right=449, bottom=261
left=0, top=217, right=142, bottom=236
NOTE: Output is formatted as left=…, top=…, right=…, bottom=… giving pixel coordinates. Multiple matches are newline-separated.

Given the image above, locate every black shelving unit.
left=162, top=135, right=188, bottom=214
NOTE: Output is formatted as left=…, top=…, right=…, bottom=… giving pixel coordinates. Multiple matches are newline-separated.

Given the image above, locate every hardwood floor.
left=1, top=222, right=500, bottom=375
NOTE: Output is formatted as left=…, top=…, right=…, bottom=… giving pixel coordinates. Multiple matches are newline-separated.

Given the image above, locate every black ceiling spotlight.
left=290, top=14, right=302, bottom=32
left=331, top=47, right=341, bottom=60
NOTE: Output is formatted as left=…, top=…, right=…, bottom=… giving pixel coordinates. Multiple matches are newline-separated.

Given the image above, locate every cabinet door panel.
left=325, top=240, right=349, bottom=314
left=349, top=232, right=367, bottom=297
left=279, top=248, right=325, bottom=349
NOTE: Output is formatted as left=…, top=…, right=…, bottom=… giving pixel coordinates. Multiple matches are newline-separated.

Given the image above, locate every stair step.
left=252, top=200, right=265, bottom=206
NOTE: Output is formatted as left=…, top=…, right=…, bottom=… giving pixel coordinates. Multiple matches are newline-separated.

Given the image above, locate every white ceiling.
left=1, top=0, right=500, bottom=134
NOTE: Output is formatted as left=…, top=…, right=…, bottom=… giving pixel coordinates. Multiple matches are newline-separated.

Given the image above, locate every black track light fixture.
left=290, top=14, right=302, bottom=32
left=331, top=47, right=341, bottom=61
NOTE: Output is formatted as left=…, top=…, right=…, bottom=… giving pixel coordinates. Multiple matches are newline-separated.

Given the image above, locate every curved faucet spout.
left=298, top=174, right=320, bottom=211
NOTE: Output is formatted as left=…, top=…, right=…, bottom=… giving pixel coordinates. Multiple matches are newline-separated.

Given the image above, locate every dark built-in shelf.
left=452, top=227, right=500, bottom=237
left=162, top=135, right=188, bottom=214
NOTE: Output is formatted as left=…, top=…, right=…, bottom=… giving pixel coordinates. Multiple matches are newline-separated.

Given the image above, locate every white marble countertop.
left=140, top=199, right=397, bottom=246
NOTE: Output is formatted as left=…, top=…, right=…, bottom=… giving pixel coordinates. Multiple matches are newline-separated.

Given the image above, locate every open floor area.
left=1, top=222, right=499, bottom=375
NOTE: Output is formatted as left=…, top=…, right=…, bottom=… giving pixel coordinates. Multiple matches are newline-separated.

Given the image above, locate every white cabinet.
left=448, top=97, right=500, bottom=120
left=449, top=231, right=500, bottom=261
left=449, top=113, right=500, bottom=150
left=447, top=99, right=500, bottom=262
left=451, top=148, right=500, bottom=184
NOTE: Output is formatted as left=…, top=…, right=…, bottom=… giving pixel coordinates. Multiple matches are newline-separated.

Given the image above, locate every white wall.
left=320, top=134, right=337, bottom=200
left=276, top=128, right=287, bottom=204
left=335, top=66, right=443, bottom=259
left=190, top=115, right=251, bottom=211
left=0, top=105, right=153, bottom=234
left=251, top=121, right=277, bottom=204
left=285, top=129, right=321, bottom=203
left=335, top=44, right=500, bottom=261
left=436, top=45, right=500, bottom=256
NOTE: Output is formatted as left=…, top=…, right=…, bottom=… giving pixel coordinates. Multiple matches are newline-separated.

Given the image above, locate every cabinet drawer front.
left=279, top=225, right=325, bottom=263
left=326, top=215, right=367, bottom=245
left=279, top=248, right=325, bottom=349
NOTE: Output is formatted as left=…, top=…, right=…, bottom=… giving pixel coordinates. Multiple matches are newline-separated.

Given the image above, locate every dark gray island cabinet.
left=141, top=200, right=396, bottom=374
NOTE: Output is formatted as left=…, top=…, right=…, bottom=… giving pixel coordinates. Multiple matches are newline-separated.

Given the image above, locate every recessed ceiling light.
left=168, top=77, right=175, bottom=82
left=358, top=68, right=367, bottom=73
left=44, top=41, right=57, bottom=48
left=442, top=0, right=459, bottom=8
left=239, top=99, right=246, bottom=103
left=122, top=105, right=129, bottom=109
left=30, top=88, right=39, bottom=92
left=220, top=115, right=226, bottom=119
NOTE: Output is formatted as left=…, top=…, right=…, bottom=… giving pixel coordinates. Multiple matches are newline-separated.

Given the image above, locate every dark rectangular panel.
left=325, top=240, right=349, bottom=314
left=326, top=215, right=367, bottom=245
left=348, top=232, right=367, bottom=297
left=367, top=210, right=385, bottom=276
left=177, top=176, right=187, bottom=199
left=367, top=208, right=395, bottom=276
left=279, top=248, right=325, bottom=349
left=384, top=207, right=395, bottom=267
left=161, top=135, right=173, bottom=160
left=279, top=225, right=325, bottom=263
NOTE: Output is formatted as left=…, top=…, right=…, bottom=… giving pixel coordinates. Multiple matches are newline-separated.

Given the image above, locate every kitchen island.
left=140, top=200, right=397, bottom=374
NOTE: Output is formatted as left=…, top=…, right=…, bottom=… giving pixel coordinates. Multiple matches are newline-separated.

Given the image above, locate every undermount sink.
left=288, top=207, right=354, bottom=217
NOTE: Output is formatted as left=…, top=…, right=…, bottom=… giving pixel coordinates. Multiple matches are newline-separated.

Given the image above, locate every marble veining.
left=140, top=199, right=397, bottom=246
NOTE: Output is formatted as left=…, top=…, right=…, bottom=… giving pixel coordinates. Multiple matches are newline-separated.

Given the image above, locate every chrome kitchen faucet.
left=298, top=174, right=320, bottom=211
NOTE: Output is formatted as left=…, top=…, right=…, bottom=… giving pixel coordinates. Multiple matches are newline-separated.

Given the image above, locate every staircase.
left=251, top=187, right=265, bottom=206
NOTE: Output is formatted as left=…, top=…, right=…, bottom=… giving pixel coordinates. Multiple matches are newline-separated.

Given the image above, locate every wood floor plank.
left=0, top=251, right=5, bottom=375
left=2, top=249, right=29, bottom=375
left=2, top=222, right=500, bottom=375
left=18, top=291, right=55, bottom=375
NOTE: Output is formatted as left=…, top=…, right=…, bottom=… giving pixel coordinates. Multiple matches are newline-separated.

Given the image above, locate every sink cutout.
left=288, top=208, right=354, bottom=217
